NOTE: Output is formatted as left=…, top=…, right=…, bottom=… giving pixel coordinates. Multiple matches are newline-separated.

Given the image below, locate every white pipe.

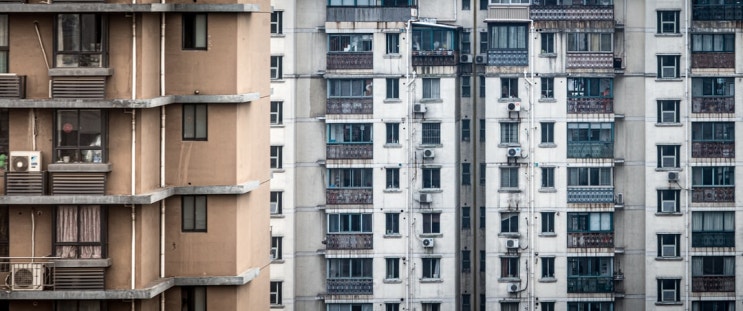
left=683, top=0, right=690, bottom=309
left=33, top=22, right=50, bottom=70
left=527, top=19, right=535, bottom=311
left=160, top=12, right=167, bottom=311
left=30, top=210, right=35, bottom=261
left=30, top=109, right=36, bottom=152
left=130, top=11, right=137, bottom=311
left=404, top=18, right=413, bottom=311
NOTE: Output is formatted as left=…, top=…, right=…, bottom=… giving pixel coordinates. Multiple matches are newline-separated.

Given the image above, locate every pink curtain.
left=56, top=205, right=78, bottom=258
left=56, top=205, right=101, bottom=259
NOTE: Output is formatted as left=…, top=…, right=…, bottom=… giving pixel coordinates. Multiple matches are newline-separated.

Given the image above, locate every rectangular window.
left=385, top=213, right=399, bottom=234
left=479, top=119, right=486, bottom=142
left=422, top=168, right=441, bottom=189
left=422, top=78, right=441, bottom=99
left=182, top=13, right=207, bottom=50
left=327, top=213, right=372, bottom=233
left=270, top=101, right=283, bottom=125
left=386, top=303, right=400, bottom=311
left=567, top=302, right=613, bottom=310
left=462, top=163, right=472, bottom=186
left=692, top=77, right=735, bottom=97
left=541, top=77, right=554, bottom=98
left=567, top=33, right=612, bottom=52
left=541, top=122, right=554, bottom=143
left=328, top=79, right=374, bottom=98
left=462, top=206, right=471, bottom=229
left=422, top=213, right=441, bottom=234
left=501, top=78, right=518, bottom=98
left=500, top=167, right=519, bottom=188
left=657, top=100, right=679, bottom=123
left=479, top=76, right=486, bottom=97
left=462, top=0, right=471, bottom=10
left=56, top=14, right=106, bottom=67
left=692, top=212, right=734, bottom=247
left=462, top=250, right=471, bottom=272
left=270, top=11, right=283, bottom=34
left=327, top=304, right=373, bottom=311
left=386, top=78, right=399, bottom=99
left=541, top=257, right=555, bottom=278
left=270, top=191, right=282, bottom=215
left=500, top=212, right=519, bottom=233
left=422, top=258, right=441, bottom=279
left=182, top=196, right=207, bottom=232
left=479, top=31, right=488, bottom=53
left=462, top=119, right=471, bottom=142
left=480, top=163, right=486, bottom=185
left=500, top=257, right=519, bottom=278
left=657, top=55, right=680, bottom=79
left=182, top=104, right=208, bottom=140
left=567, top=78, right=613, bottom=98
left=0, top=15, right=7, bottom=73
left=692, top=34, right=734, bottom=52
left=500, top=122, right=519, bottom=143
left=657, top=145, right=680, bottom=168
left=270, top=281, right=283, bottom=305
left=480, top=207, right=486, bottom=229
left=692, top=301, right=735, bottom=311
left=567, top=167, right=613, bottom=186
left=657, top=234, right=680, bottom=258
left=657, top=190, right=680, bottom=213
left=462, top=294, right=471, bottom=311
left=462, top=76, right=472, bottom=98
left=692, top=256, right=735, bottom=277
left=54, top=205, right=106, bottom=259
left=501, top=302, right=519, bottom=311
left=541, top=33, right=554, bottom=53
left=55, top=301, right=105, bottom=311
left=271, top=236, right=282, bottom=260
left=386, top=168, right=400, bottom=189
left=270, top=146, right=283, bottom=169
left=541, top=302, right=555, bottom=311
left=657, top=279, right=680, bottom=302
left=328, top=168, right=373, bottom=188
left=270, top=56, right=283, bottom=80
left=422, top=303, right=441, bottom=311
left=461, top=32, right=471, bottom=54
left=386, top=258, right=400, bottom=279
left=182, top=287, right=206, bottom=311
left=422, top=123, right=441, bottom=145
left=567, top=257, right=613, bottom=278
left=55, top=109, right=106, bottom=163
left=657, top=11, right=679, bottom=34
left=329, top=33, right=373, bottom=52
left=386, top=33, right=399, bottom=54
left=567, top=212, right=613, bottom=232
left=480, top=250, right=486, bottom=271
left=479, top=0, right=488, bottom=10
left=327, top=258, right=373, bottom=278
left=541, top=212, right=555, bottom=233
left=327, top=124, right=373, bottom=144
left=691, top=166, right=734, bottom=186
left=386, top=123, right=400, bottom=144
left=691, top=122, right=734, bottom=142
left=490, top=24, right=527, bottom=50
left=541, top=167, right=555, bottom=188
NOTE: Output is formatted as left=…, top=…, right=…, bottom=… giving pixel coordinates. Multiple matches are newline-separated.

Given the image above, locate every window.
left=270, top=101, right=283, bottom=125
left=479, top=76, right=486, bottom=97
left=692, top=256, right=735, bottom=279
left=422, top=213, right=441, bottom=234
left=567, top=78, right=613, bottom=98
left=657, top=234, right=680, bottom=258
left=500, top=257, right=519, bottom=278
left=500, top=167, right=519, bottom=189
left=270, top=281, right=283, bottom=305
left=327, top=213, right=372, bottom=233
left=422, top=303, right=441, bottom=311
left=182, top=104, right=207, bottom=140
left=422, top=258, right=441, bottom=279
left=385, top=123, right=400, bottom=144
left=328, top=79, right=374, bottom=98
left=541, top=302, right=555, bottom=311
left=501, top=212, right=519, bottom=233
left=0, top=15, right=7, bottom=72
left=480, top=163, right=486, bottom=185
left=567, top=167, right=612, bottom=186
left=541, top=33, right=555, bottom=53
left=490, top=24, right=527, bottom=51
left=386, top=33, right=399, bottom=54
left=479, top=119, right=486, bottom=142
left=385, top=303, right=400, bottom=311
left=328, top=168, right=373, bottom=188
left=386, top=258, right=400, bottom=279
left=55, top=109, right=106, bottom=163
left=270, top=56, right=283, bottom=80
left=541, top=167, right=555, bottom=188
left=182, top=196, right=207, bottom=232
left=55, top=301, right=105, bottom=311
left=270, top=191, right=282, bottom=215
left=56, top=14, right=106, bottom=67
left=501, top=302, right=519, bottom=311
left=385, top=213, right=399, bottom=234
left=462, top=0, right=471, bottom=10
left=462, top=76, right=471, bottom=97
left=501, top=78, right=518, bottom=98
left=327, top=258, right=373, bottom=278
left=567, top=302, right=613, bottom=310
left=541, top=78, right=554, bottom=98
left=327, top=123, right=372, bottom=144
left=270, top=11, right=283, bottom=34
left=657, top=100, right=679, bottom=123
left=692, top=212, right=734, bottom=247
left=692, top=34, right=734, bottom=52
left=692, top=77, right=734, bottom=97
left=386, top=168, right=400, bottom=189
left=479, top=31, right=488, bottom=53
left=692, top=166, right=734, bottom=187
left=657, top=279, right=680, bottom=303
left=422, top=168, right=441, bottom=189
left=657, top=145, right=680, bottom=168
left=461, top=31, right=471, bottom=54
left=54, top=205, right=106, bottom=258
left=480, top=250, right=486, bottom=272
left=462, top=250, right=471, bottom=272
left=181, top=287, right=206, bottom=311
left=480, top=207, right=486, bottom=229
left=657, top=11, right=679, bottom=34
left=386, top=78, right=399, bottom=99
left=500, top=122, right=519, bottom=143
left=271, top=236, right=282, bottom=260
left=692, top=122, right=734, bottom=142
left=479, top=0, right=488, bottom=9
left=566, top=122, right=614, bottom=158
left=422, top=78, right=440, bottom=99
left=541, top=122, right=554, bottom=143
left=422, top=123, right=441, bottom=145
left=462, top=294, right=471, bottom=311
left=657, top=190, right=680, bottom=213
left=657, top=55, right=680, bottom=79
left=182, top=13, right=207, bottom=50
left=411, top=27, right=455, bottom=51
left=567, top=33, right=612, bottom=52
left=462, top=163, right=472, bottom=186
left=462, top=119, right=471, bottom=142
left=541, top=257, right=555, bottom=278
left=567, top=212, right=612, bottom=232
left=270, top=146, right=283, bottom=169
left=327, top=304, right=373, bottom=311
left=329, top=33, right=372, bottom=52
left=567, top=257, right=613, bottom=293
left=692, top=301, right=735, bottom=311
left=462, top=206, right=471, bottom=229
left=541, top=212, right=555, bottom=233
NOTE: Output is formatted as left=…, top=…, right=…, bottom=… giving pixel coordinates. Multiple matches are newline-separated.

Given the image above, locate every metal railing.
left=326, top=234, right=374, bottom=250
left=567, top=232, right=614, bottom=248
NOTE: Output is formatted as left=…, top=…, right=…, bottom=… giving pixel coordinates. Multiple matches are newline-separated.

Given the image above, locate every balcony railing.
left=692, top=53, right=734, bottom=68
left=327, top=53, right=373, bottom=70
left=487, top=50, right=528, bottom=66
left=691, top=187, right=734, bottom=203
left=567, top=142, right=614, bottom=158
left=0, top=258, right=106, bottom=291
left=692, top=276, right=735, bottom=292
left=691, top=97, right=734, bottom=114
left=566, top=53, right=614, bottom=69
left=0, top=74, right=26, bottom=99
left=326, top=188, right=373, bottom=205
left=488, top=5, right=529, bottom=20
left=567, top=187, right=614, bottom=203
left=530, top=5, right=614, bottom=21
left=412, top=51, right=458, bottom=66
left=567, top=97, right=613, bottom=114
left=567, top=232, right=614, bottom=248
left=692, top=232, right=735, bottom=248
left=693, top=5, right=743, bottom=21
left=326, top=144, right=373, bottom=159
left=692, top=142, right=735, bottom=158
left=567, top=277, right=614, bottom=293
left=326, top=233, right=373, bottom=250
left=327, top=98, right=373, bottom=115
left=326, top=278, right=373, bottom=295
left=326, top=6, right=414, bottom=22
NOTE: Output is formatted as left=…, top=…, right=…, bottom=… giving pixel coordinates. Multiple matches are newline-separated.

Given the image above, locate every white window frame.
left=270, top=11, right=283, bottom=34
left=385, top=257, right=400, bottom=279
left=500, top=122, right=519, bottom=144
left=421, top=257, right=441, bottom=279
left=270, top=281, right=282, bottom=305
left=500, top=167, right=519, bottom=189
left=270, top=146, right=283, bottom=169
left=270, top=191, right=282, bottom=215
left=657, top=100, right=679, bottom=123
left=657, top=11, right=679, bottom=34
left=658, top=190, right=679, bottom=213
left=658, top=279, right=679, bottom=302
left=270, top=56, right=283, bottom=80
left=658, top=55, right=679, bottom=79
left=658, top=145, right=680, bottom=168
left=270, top=101, right=283, bottom=125
left=567, top=33, right=612, bottom=52
left=422, top=213, right=441, bottom=234
left=422, top=78, right=441, bottom=99
left=658, top=234, right=679, bottom=258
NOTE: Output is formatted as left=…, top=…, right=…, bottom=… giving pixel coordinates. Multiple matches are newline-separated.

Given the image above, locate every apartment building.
left=272, top=0, right=742, bottom=311
left=0, top=0, right=271, bottom=310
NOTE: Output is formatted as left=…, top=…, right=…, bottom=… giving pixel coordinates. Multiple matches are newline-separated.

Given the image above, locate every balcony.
left=691, top=97, right=734, bottom=114
left=327, top=53, right=373, bottom=70
left=566, top=53, right=614, bottom=69
left=692, top=142, right=734, bottom=158
left=692, top=232, right=734, bottom=248
left=0, top=258, right=108, bottom=292
left=326, top=234, right=373, bottom=250
left=487, top=50, right=528, bottom=66
left=567, top=142, right=613, bottom=158
left=692, top=276, right=735, bottom=292
left=326, top=188, right=373, bottom=205
left=326, top=144, right=373, bottom=160
left=412, top=51, right=458, bottom=66
left=568, top=98, right=613, bottom=114
left=0, top=74, right=26, bottom=99
left=693, top=4, right=743, bottom=21
left=488, top=5, right=529, bottom=20
left=326, top=6, right=414, bottom=22
left=327, top=98, right=373, bottom=115
left=530, top=5, right=614, bottom=21
left=691, top=187, right=734, bottom=203
left=567, top=277, right=614, bottom=293
left=5, top=164, right=110, bottom=196
left=567, top=187, right=614, bottom=203
left=326, top=278, right=373, bottom=295
left=692, top=53, right=734, bottom=69
left=567, top=232, right=614, bottom=248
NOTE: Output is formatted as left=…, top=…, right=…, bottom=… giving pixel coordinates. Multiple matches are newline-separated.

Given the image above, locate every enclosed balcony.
left=691, top=166, right=734, bottom=203
left=692, top=187, right=734, bottom=203
left=692, top=232, right=734, bottom=248
left=326, top=78, right=374, bottom=115
left=567, top=257, right=614, bottom=293
left=692, top=256, right=735, bottom=292
left=692, top=122, right=734, bottom=158
left=567, top=78, right=614, bottom=113
left=326, top=234, right=373, bottom=250
left=327, top=34, right=374, bottom=70
left=566, top=53, right=614, bottom=69
left=530, top=3, right=614, bottom=21
left=326, top=258, right=373, bottom=295
left=412, top=24, right=459, bottom=67
left=692, top=3, right=743, bottom=21
left=692, top=142, right=734, bottom=158
left=568, top=232, right=614, bottom=248
left=567, top=122, right=614, bottom=158
left=692, top=53, right=734, bottom=68
left=692, top=276, right=735, bottom=292
left=567, top=187, right=614, bottom=203
left=327, top=53, right=373, bottom=70
left=567, top=277, right=615, bottom=293
left=0, top=74, right=26, bottom=99
left=326, top=168, right=373, bottom=205
left=326, top=278, right=374, bottom=295
left=691, top=77, right=734, bottom=114
left=326, top=0, right=415, bottom=22
left=326, top=123, right=373, bottom=160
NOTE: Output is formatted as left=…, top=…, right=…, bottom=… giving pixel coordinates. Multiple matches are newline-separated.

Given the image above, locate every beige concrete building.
left=0, top=0, right=271, bottom=310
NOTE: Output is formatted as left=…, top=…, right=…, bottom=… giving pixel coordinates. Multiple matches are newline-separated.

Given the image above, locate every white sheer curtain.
left=80, top=205, right=101, bottom=258
left=57, top=205, right=101, bottom=259
left=57, top=205, right=78, bottom=258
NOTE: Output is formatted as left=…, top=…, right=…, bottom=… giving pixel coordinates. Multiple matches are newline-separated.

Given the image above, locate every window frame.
left=328, top=168, right=373, bottom=188
left=691, top=122, right=734, bottom=142
left=657, top=11, right=680, bottom=34
left=541, top=32, right=555, bottom=53
left=385, top=212, right=400, bottom=234
left=541, top=167, right=555, bottom=188
left=181, top=287, right=206, bottom=311
left=691, top=166, right=734, bottom=187
left=271, top=236, right=282, bottom=260
left=386, top=123, right=400, bottom=144
left=567, top=212, right=613, bottom=233
left=270, top=281, right=283, bottom=305
left=657, top=145, right=680, bottom=169
left=541, top=212, right=555, bottom=233
left=657, top=278, right=680, bottom=303
left=541, top=122, right=554, bottom=143
left=462, top=76, right=472, bottom=98
left=327, top=79, right=374, bottom=98
left=567, top=167, right=613, bottom=187
left=422, top=167, right=441, bottom=189
left=270, top=191, right=283, bottom=215
left=386, top=33, right=399, bottom=54
left=541, top=77, right=554, bottom=99
left=462, top=119, right=471, bottom=142
left=500, top=122, right=519, bottom=144
left=270, top=56, right=283, bottom=80
left=500, top=212, right=519, bottom=233
left=657, top=234, right=680, bottom=258
left=386, top=78, right=400, bottom=99
left=422, top=212, right=441, bottom=234
left=500, top=78, right=518, bottom=98
left=692, top=33, right=734, bottom=52
left=541, top=256, right=555, bottom=278
left=54, top=14, right=107, bottom=68
left=270, top=146, right=283, bottom=169
left=462, top=163, right=472, bottom=186
left=182, top=104, right=208, bottom=141
left=462, top=0, right=471, bottom=10
left=461, top=206, right=471, bottom=229
left=657, top=55, right=680, bottom=79
left=500, top=167, right=519, bottom=189
left=328, top=33, right=373, bottom=52
left=422, top=78, right=441, bottom=99
left=462, top=250, right=471, bottom=272
left=422, top=123, right=441, bottom=145
left=421, top=257, right=441, bottom=279
left=327, top=213, right=372, bottom=233
left=500, top=257, right=519, bottom=278
left=386, top=168, right=400, bottom=189
left=691, top=211, right=734, bottom=248
left=270, top=11, right=283, bottom=34
left=54, top=109, right=108, bottom=163
left=489, top=24, right=528, bottom=51
left=182, top=195, right=207, bottom=232
left=270, top=101, right=283, bottom=125
left=53, top=205, right=107, bottom=259
left=657, top=190, right=680, bottom=213
left=657, top=100, right=679, bottom=123
left=567, top=32, right=612, bottom=52
left=385, top=257, right=400, bottom=279
left=182, top=13, right=207, bottom=50
left=326, top=258, right=373, bottom=279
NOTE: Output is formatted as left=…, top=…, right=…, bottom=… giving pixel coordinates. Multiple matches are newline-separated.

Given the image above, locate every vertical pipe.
left=528, top=19, right=535, bottom=311
left=130, top=12, right=137, bottom=311
left=159, top=10, right=167, bottom=311
left=683, top=0, right=691, bottom=309
left=404, top=17, right=413, bottom=311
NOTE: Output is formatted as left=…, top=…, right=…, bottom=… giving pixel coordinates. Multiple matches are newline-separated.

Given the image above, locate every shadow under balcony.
left=412, top=51, right=458, bottom=66
left=326, top=6, right=414, bottom=22
left=567, top=277, right=614, bottom=293
left=692, top=276, right=735, bottom=292
left=326, top=188, right=373, bottom=205
left=691, top=187, right=734, bottom=203
left=326, top=278, right=373, bottom=295
left=691, top=97, right=734, bottom=114
left=0, top=74, right=26, bottom=99
left=327, top=98, right=373, bottom=115
left=692, top=232, right=734, bottom=248
left=326, top=144, right=373, bottom=160
left=326, top=234, right=373, bottom=250
left=567, top=187, right=614, bottom=203
left=692, top=141, right=734, bottom=158
left=567, top=232, right=614, bottom=248
left=567, top=142, right=614, bottom=159
left=327, top=53, right=373, bottom=70
left=567, top=97, right=613, bottom=114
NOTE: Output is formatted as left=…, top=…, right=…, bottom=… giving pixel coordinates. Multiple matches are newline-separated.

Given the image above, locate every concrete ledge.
left=174, top=267, right=261, bottom=286
left=48, top=163, right=112, bottom=172
left=0, top=93, right=261, bottom=109
left=48, top=68, right=114, bottom=77
left=53, top=258, right=112, bottom=268
left=0, top=3, right=261, bottom=13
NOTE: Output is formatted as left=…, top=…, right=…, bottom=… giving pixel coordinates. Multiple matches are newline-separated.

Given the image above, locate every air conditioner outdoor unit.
left=506, top=239, right=519, bottom=249
left=413, top=104, right=428, bottom=113
left=422, top=238, right=435, bottom=248
left=615, top=193, right=624, bottom=205
left=419, top=193, right=433, bottom=203
left=507, top=282, right=520, bottom=293
left=9, top=151, right=42, bottom=172
left=460, top=54, right=473, bottom=63
left=423, top=149, right=435, bottom=159
left=507, top=102, right=521, bottom=112
left=475, top=54, right=487, bottom=64
left=668, top=172, right=679, bottom=182
left=507, top=147, right=522, bottom=158
left=11, top=263, right=44, bottom=291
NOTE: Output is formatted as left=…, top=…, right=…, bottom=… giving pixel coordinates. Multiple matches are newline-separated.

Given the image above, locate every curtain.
left=723, top=257, right=734, bottom=275
left=79, top=205, right=101, bottom=259
left=692, top=257, right=702, bottom=276
left=56, top=205, right=101, bottom=259
left=57, top=205, right=78, bottom=258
